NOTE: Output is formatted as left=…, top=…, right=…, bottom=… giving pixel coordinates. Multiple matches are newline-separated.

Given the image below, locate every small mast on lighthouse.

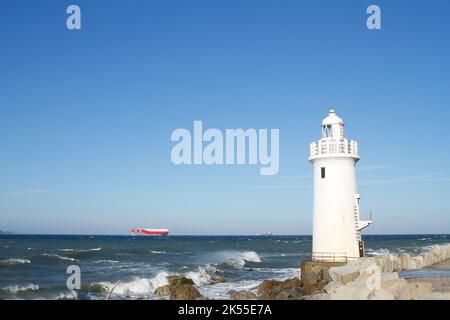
left=309, top=109, right=372, bottom=262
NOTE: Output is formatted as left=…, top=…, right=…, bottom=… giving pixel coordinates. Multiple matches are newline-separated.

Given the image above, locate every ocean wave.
left=2, top=284, right=39, bottom=294
left=150, top=250, right=166, bottom=254
left=0, top=258, right=31, bottom=266
left=186, top=265, right=218, bottom=285
left=197, top=280, right=260, bottom=300
left=42, top=254, right=78, bottom=261
left=91, top=272, right=169, bottom=298
left=55, top=290, right=78, bottom=300
left=253, top=267, right=299, bottom=278
left=214, top=251, right=262, bottom=269
left=59, top=247, right=102, bottom=252
left=94, top=259, right=119, bottom=264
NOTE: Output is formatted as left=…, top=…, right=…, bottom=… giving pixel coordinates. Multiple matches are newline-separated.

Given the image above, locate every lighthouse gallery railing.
left=310, top=139, right=358, bottom=159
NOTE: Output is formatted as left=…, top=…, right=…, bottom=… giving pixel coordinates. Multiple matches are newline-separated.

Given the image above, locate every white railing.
left=310, top=138, right=358, bottom=159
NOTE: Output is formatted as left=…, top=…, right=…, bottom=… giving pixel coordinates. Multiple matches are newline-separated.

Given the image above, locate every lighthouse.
left=309, top=110, right=372, bottom=262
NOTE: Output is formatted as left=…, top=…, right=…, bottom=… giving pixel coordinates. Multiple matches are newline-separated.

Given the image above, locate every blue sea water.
left=0, top=234, right=449, bottom=300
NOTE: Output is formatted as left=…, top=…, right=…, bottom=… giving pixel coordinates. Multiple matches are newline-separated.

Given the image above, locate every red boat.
left=131, top=228, right=169, bottom=236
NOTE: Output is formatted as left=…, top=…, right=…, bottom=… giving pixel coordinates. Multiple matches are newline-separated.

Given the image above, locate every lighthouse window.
left=322, top=125, right=333, bottom=138
left=321, top=167, right=326, bottom=179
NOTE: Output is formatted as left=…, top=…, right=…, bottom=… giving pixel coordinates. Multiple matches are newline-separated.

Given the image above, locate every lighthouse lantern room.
left=309, top=110, right=372, bottom=262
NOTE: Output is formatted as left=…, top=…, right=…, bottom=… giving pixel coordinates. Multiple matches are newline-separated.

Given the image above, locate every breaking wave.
left=91, top=272, right=169, bottom=298
left=0, top=258, right=31, bottom=266
left=94, top=259, right=119, bottom=264
left=215, top=251, right=262, bottom=269
left=2, top=284, right=39, bottom=294
left=186, top=265, right=217, bottom=285
left=59, top=247, right=102, bottom=252
left=55, top=290, right=78, bottom=300
left=42, top=254, right=78, bottom=261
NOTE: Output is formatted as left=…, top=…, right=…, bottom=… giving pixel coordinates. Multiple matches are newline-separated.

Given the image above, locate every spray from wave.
left=186, top=265, right=218, bottom=285
left=90, top=272, right=169, bottom=298
left=214, top=251, right=262, bottom=269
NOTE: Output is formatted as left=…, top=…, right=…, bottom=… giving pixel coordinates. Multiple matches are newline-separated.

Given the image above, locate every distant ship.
left=131, top=228, right=169, bottom=236
left=257, top=231, right=273, bottom=236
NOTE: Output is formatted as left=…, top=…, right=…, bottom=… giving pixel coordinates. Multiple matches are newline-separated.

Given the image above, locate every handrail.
left=310, top=138, right=358, bottom=159
left=301, top=252, right=360, bottom=263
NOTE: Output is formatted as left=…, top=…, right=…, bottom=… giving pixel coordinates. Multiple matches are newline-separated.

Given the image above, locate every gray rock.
left=167, top=275, right=194, bottom=286
left=369, top=288, right=395, bottom=300
left=381, top=279, right=409, bottom=299
left=170, top=284, right=202, bottom=300
left=229, top=291, right=257, bottom=300
left=154, top=285, right=171, bottom=297
left=328, top=265, right=360, bottom=284
left=398, top=281, right=432, bottom=300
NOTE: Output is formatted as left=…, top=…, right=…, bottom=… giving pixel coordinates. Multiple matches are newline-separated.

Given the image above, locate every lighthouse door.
left=359, top=241, right=365, bottom=257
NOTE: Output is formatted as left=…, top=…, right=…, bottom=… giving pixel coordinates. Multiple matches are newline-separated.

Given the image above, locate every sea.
left=0, top=234, right=449, bottom=300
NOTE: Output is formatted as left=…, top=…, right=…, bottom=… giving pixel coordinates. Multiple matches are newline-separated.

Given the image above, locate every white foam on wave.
left=2, top=284, right=39, bottom=294
left=186, top=265, right=217, bottom=285
left=94, top=259, right=119, bottom=264
left=151, top=251, right=166, bottom=254
left=197, top=280, right=261, bottom=300
left=42, top=254, right=78, bottom=261
left=254, top=267, right=300, bottom=279
left=94, top=272, right=170, bottom=298
left=197, top=267, right=299, bottom=300
left=55, top=290, right=78, bottom=300
left=59, top=247, right=102, bottom=252
left=0, top=258, right=31, bottom=265
left=365, top=248, right=390, bottom=256
left=214, top=251, right=262, bottom=269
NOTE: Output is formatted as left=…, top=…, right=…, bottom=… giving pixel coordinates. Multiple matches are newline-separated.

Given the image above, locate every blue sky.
left=1, top=0, right=449, bottom=235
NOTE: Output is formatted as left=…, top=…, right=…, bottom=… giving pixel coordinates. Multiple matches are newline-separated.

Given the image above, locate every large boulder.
left=397, top=254, right=419, bottom=270
left=328, top=265, right=360, bottom=284
left=398, top=281, right=432, bottom=300
left=170, top=284, right=202, bottom=300
left=278, top=278, right=302, bottom=290
left=272, top=287, right=309, bottom=300
left=257, top=278, right=307, bottom=300
left=325, top=281, right=371, bottom=300
left=443, top=244, right=450, bottom=260
left=369, top=288, right=395, bottom=300
left=412, top=256, right=425, bottom=269
left=210, top=277, right=226, bottom=285
left=431, top=246, right=442, bottom=258
left=352, top=257, right=377, bottom=275
left=229, top=291, right=257, bottom=300
left=308, top=293, right=327, bottom=300
left=167, top=276, right=194, bottom=286
left=381, top=279, right=409, bottom=299
left=257, top=280, right=282, bottom=297
left=323, top=281, right=344, bottom=294
left=154, top=285, right=171, bottom=297
left=301, top=261, right=343, bottom=293
left=418, top=292, right=450, bottom=300
left=381, top=272, right=399, bottom=283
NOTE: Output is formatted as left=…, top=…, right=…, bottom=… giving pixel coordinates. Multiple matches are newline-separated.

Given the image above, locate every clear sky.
left=1, top=0, right=449, bottom=235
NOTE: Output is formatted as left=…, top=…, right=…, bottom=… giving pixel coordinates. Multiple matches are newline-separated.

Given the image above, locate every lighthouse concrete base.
left=300, top=261, right=345, bottom=293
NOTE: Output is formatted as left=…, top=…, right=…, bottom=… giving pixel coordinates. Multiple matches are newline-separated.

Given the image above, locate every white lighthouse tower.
left=309, top=109, right=372, bottom=262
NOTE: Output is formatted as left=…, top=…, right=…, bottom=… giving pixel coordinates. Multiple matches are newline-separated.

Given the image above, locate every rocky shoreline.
left=152, top=243, right=450, bottom=300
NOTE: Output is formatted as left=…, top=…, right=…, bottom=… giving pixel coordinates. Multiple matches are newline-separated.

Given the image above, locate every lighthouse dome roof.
left=322, top=109, right=344, bottom=126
